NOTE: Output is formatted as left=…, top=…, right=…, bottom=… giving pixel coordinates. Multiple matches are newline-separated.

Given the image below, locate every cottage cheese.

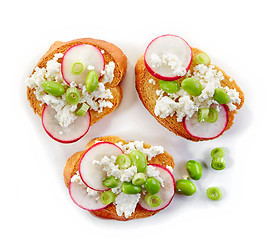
left=154, top=64, right=241, bottom=121
left=150, top=53, right=187, bottom=77
left=26, top=53, right=115, bottom=127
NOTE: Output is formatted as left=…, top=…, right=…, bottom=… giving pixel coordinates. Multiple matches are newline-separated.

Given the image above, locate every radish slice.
left=69, top=181, right=108, bottom=211
left=61, top=44, right=105, bottom=86
left=138, top=164, right=175, bottom=211
left=183, top=104, right=228, bottom=140
left=144, top=34, right=192, bottom=81
left=79, top=142, right=123, bottom=191
left=42, top=105, right=90, bottom=143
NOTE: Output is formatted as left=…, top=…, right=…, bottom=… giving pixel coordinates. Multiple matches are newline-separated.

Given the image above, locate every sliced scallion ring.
left=206, top=187, right=222, bottom=201
left=76, top=103, right=89, bottom=116
left=211, top=157, right=226, bottom=170
left=71, top=62, right=84, bottom=75
left=145, top=194, right=161, bottom=208
left=65, top=87, right=80, bottom=105
left=197, top=108, right=209, bottom=122
left=100, top=191, right=116, bottom=205
left=207, top=108, right=218, bottom=123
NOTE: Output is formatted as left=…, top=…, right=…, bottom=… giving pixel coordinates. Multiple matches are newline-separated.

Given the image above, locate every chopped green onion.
left=193, top=52, right=210, bottom=65
left=65, top=87, right=80, bottom=105
left=211, top=157, right=226, bottom=170
left=86, top=71, right=99, bottom=93
left=211, top=147, right=225, bottom=158
left=76, top=103, right=89, bottom=116
left=197, top=108, right=209, bottom=122
left=207, top=108, right=218, bottom=123
left=100, top=190, right=116, bottom=205
left=145, top=194, right=161, bottom=208
left=132, top=173, right=147, bottom=186
left=206, top=187, right=222, bottom=201
left=116, top=154, right=131, bottom=169
left=72, top=62, right=84, bottom=75
left=103, top=176, right=120, bottom=188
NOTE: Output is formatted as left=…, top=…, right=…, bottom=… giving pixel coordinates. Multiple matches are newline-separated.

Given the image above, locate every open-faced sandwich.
left=63, top=136, right=175, bottom=221
left=26, top=38, right=127, bottom=143
left=135, top=34, right=244, bottom=141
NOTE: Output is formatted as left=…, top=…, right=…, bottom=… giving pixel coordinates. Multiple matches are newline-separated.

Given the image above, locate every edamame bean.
left=175, top=179, right=196, bottom=196
left=159, top=80, right=180, bottom=93
left=129, top=150, right=147, bottom=173
left=100, top=190, right=116, bottom=205
left=86, top=71, right=98, bottom=93
left=213, top=88, right=230, bottom=104
left=42, top=81, right=65, bottom=96
left=181, top=77, right=202, bottom=96
left=206, top=187, right=222, bottom=201
left=144, top=177, right=160, bottom=195
left=121, top=182, right=141, bottom=194
left=116, top=154, right=131, bottom=169
left=193, top=52, right=210, bottom=65
left=103, top=176, right=120, bottom=188
left=65, top=87, right=80, bottom=105
left=186, top=160, right=202, bottom=180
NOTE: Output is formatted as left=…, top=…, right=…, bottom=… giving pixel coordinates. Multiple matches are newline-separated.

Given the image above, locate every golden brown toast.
left=135, top=48, right=244, bottom=141
left=63, top=136, right=175, bottom=221
left=27, top=38, right=127, bottom=126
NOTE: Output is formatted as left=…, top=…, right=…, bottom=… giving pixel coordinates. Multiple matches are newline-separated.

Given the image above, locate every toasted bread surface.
left=27, top=38, right=127, bottom=125
left=63, top=136, right=175, bottom=221
left=135, top=48, right=244, bottom=141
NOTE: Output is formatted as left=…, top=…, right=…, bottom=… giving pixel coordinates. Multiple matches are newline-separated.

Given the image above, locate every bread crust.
left=63, top=136, right=175, bottom=221
left=27, top=38, right=127, bottom=126
left=135, top=48, right=244, bottom=141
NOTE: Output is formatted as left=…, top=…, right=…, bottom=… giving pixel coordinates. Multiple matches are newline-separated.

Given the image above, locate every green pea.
left=116, top=154, right=131, bottom=169
left=145, top=194, right=161, bottom=208
left=181, top=77, right=202, bottom=96
left=159, top=80, right=180, bottom=93
left=42, top=81, right=65, bottom=96
left=132, top=173, right=147, bottom=186
left=100, top=190, right=116, bottom=205
left=144, top=177, right=160, bottom=195
left=213, top=88, right=230, bottom=104
left=121, top=182, right=141, bottom=194
left=103, top=176, right=120, bottom=188
left=186, top=160, right=202, bottom=180
left=211, top=147, right=225, bottom=158
left=86, top=71, right=98, bottom=93
left=206, top=187, right=222, bottom=201
left=129, top=150, right=147, bottom=173
left=211, top=157, right=226, bottom=170
left=193, top=52, right=210, bottom=65
left=65, top=87, right=80, bottom=105
left=175, top=179, right=196, bottom=196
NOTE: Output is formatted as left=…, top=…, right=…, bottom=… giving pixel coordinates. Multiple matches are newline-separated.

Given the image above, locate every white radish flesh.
left=42, top=105, right=90, bottom=143
left=144, top=34, right=192, bottom=81
left=61, top=44, right=105, bottom=86
left=183, top=104, right=228, bottom=140
left=69, top=181, right=107, bottom=211
left=79, top=142, right=123, bottom=191
left=138, top=164, right=175, bottom=211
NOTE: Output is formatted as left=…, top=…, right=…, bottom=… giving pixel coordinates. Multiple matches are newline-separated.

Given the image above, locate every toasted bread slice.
left=63, top=136, right=175, bottom=221
left=135, top=48, right=244, bottom=141
left=27, top=38, right=127, bottom=126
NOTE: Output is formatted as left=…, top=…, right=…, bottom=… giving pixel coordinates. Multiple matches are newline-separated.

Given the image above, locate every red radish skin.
left=61, top=44, right=105, bottom=86
left=144, top=34, right=192, bottom=81
left=69, top=181, right=109, bottom=211
left=183, top=104, right=228, bottom=140
left=138, top=164, right=175, bottom=212
left=79, top=142, right=123, bottom=191
left=41, top=105, right=91, bottom=144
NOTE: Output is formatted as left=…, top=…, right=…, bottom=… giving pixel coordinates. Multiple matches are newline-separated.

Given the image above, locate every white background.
left=2, top=0, right=273, bottom=239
